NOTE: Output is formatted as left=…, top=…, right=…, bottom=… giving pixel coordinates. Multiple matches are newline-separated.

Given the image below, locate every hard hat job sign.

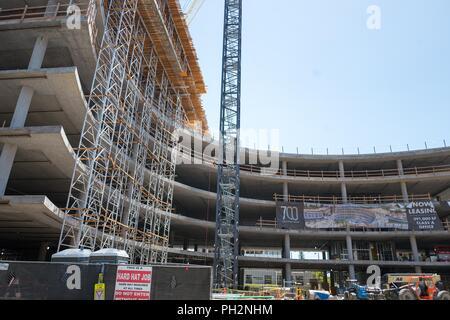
left=113, top=266, right=152, bottom=300
left=406, top=201, right=444, bottom=231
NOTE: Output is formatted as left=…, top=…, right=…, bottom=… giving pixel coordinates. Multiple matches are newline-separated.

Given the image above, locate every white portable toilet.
left=89, top=248, right=130, bottom=264
left=51, top=248, right=92, bottom=263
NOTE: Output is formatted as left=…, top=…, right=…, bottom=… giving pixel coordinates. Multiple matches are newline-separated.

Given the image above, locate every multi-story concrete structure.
left=169, top=145, right=450, bottom=288
left=0, top=0, right=449, bottom=290
left=0, top=0, right=207, bottom=263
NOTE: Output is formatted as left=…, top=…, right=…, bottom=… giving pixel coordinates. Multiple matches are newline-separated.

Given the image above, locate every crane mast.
left=213, top=0, right=242, bottom=289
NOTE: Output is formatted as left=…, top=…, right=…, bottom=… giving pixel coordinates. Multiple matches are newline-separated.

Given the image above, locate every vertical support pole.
left=0, top=144, right=18, bottom=196
left=346, top=231, right=356, bottom=279
left=397, top=159, right=409, bottom=203
left=409, top=234, right=422, bottom=273
left=183, top=239, right=189, bottom=251
left=0, top=85, right=35, bottom=196
left=339, top=161, right=348, bottom=203
left=10, top=86, right=34, bottom=128
left=283, top=233, right=292, bottom=286
left=28, top=36, right=48, bottom=70
left=282, top=160, right=289, bottom=202
left=330, top=270, right=336, bottom=293
left=0, top=32, right=44, bottom=196
left=44, top=0, right=59, bottom=17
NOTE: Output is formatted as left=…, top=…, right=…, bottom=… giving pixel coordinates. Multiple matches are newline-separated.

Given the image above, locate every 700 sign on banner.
left=276, top=202, right=305, bottom=229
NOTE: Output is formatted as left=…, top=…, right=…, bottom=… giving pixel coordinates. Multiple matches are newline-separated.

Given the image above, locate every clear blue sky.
left=183, top=0, right=450, bottom=154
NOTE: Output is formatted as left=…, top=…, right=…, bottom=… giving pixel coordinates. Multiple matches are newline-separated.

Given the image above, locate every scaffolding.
left=57, top=0, right=186, bottom=264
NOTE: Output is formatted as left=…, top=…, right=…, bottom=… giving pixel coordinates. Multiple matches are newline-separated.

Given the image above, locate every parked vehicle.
left=343, top=279, right=384, bottom=300
left=382, top=274, right=450, bottom=300
left=308, top=290, right=331, bottom=300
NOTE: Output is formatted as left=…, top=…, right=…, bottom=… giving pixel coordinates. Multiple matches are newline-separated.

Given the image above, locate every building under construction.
left=0, top=0, right=207, bottom=265
left=0, top=0, right=450, bottom=293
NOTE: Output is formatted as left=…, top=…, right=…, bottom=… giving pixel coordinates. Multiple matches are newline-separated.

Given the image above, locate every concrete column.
left=0, top=144, right=18, bottom=196
left=284, top=233, right=291, bottom=257
left=183, top=239, right=189, bottom=251
left=283, top=234, right=292, bottom=285
left=284, top=263, right=292, bottom=286
left=397, top=159, right=405, bottom=175
left=346, top=233, right=356, bottom=279
left=330, top=270, right=336, bottom=294
left=28, top=35, right=48, bottom=70
left=369, top=243, right=374, bottom=261
left=282, top=161, right=289, bottom=202
left=339, top=161, right=348, bottom=203
left=283, top=183, right=289, bottom=202
left=11, top=86, right=34, bottom=128
left=0, top=85, right=35, bottom=196
left=400, top=182, right=409, bottom=203
left=397, top=159, right=409, bottom=203
left=45, top=0, right=59, bottom=17
left=410, top=235, right=422, bottom=273
left=0, top=30, right=46, bottom=197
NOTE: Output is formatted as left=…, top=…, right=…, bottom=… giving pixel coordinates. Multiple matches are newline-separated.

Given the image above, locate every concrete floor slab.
left=0, top=67, right=88, bottom=141
left=0, top=195, right=65, bottom=241
left=0, top=126, right=76, bottom=178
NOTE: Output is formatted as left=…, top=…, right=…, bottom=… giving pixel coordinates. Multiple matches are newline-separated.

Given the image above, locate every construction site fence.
left=0, top=261, right=212, bottom=300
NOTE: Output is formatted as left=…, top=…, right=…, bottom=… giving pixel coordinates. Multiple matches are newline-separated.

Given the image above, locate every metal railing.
left=0, top=2, right=92, bottom=21
left=0, top=2, right=100, bottom=52
left=273, top=193, right=432, bottom=204
left=178, top=146, right=450, bottom=180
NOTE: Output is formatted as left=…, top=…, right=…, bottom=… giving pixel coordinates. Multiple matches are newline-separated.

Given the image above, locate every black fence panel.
left=0, top=261, right=211, bottom=300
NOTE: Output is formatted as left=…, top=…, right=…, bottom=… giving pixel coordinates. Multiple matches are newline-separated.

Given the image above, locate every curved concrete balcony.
left=177, top=148, right=450, bottom=186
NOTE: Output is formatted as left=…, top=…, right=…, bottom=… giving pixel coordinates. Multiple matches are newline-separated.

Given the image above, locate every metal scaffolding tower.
left=213, top=0, right=242, bottom=289
left=57, top=0, right=184, bottom=264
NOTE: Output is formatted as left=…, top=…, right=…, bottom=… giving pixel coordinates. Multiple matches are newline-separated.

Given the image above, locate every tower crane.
left=213, top=0, right=242, bottom=289
left=183, top=0, right=243, bottom=289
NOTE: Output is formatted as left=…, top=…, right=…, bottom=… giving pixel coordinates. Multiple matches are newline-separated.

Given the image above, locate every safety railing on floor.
left=177, top=146, right=450, bottom=180
left=0, top=2, right=92, bottom=21
left=273, top=193, right=432, bottom=204
left=0, top=1, right=100, bottom=52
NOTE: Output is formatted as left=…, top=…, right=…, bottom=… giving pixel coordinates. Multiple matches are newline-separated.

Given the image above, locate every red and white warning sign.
left=114, top=265, right=152, bottom=300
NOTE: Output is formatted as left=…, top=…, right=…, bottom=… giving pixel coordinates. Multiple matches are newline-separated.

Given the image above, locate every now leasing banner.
left=114, top=265, right=152, bottom=300
left=406, top=201, right=444, bottom=231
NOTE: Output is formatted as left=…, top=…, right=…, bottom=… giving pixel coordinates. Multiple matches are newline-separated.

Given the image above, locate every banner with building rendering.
left=406, top=201, right=444, bottom=231
left=302, top=202, right=410, bottom=230
left=276, top=201, right=444, bottom=230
